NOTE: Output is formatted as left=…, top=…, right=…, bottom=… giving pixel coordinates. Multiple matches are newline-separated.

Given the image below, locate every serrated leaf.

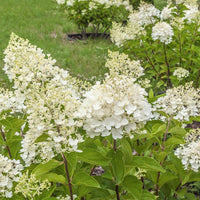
left=64, top=152, right=77, bottom=178
left=32, top=159, right=63, bottom=178
left=89, top=188, right=111, bottom=199
left=112, top=150, right=124, bottom=185
left=73, top=172, right=100, bottom=188
left=129, top=156, right=166, bottom=172
left=41, top=173, right=66, bottom=184
left=7, top=138, right=22, bottom=159
left=169, top=127, right=186, bottom=138
left=165, top=137, right=184, bottom=147
left=149, top=89, right=154, bottom=99
left=120, top=138, right=133, bottom=165
left=123, top=175, right=142, bottom=200
left=159, top=172, right=178, bottom=188
left=141, top=190, right=157, bottom=200
left=77, top=149, right=111, bottom=166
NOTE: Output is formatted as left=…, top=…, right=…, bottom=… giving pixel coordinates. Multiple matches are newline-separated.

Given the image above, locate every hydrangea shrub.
left=110, top=0, right=200, bottom=92
left=0, top=8, right=200, bottom=200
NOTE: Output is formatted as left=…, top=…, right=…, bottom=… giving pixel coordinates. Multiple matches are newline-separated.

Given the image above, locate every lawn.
left=0, top=0, right=114, bottom=88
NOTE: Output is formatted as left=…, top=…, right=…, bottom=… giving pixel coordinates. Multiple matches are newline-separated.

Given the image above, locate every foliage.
left=130, top=0, right=154, bottom=9
left=56, top=0, right=131, bottom=37
left=0, top=0, right=200, bottom=200
left=0, top=31, right=199, bottom=200
left=110, top=0, right=200, bottom=93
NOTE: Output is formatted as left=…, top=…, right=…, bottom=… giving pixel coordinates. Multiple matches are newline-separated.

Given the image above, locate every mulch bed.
left=67, top=33, right=110, bottom=41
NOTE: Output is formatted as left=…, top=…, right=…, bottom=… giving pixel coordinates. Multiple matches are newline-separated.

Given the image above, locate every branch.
left=0, top=127, right=12, bottom=159
left=61, top=153, right=73, bottom=200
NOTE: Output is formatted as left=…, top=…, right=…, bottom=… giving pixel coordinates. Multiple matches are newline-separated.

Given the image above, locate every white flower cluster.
left=0, top=154, right=23, bottom=198
left=134, top=168, right=147, bottom=179
left=111, top=2, right=160, bottom=46
left=154, top=83, right=200, bottom=121
left=0, top=88, right=25, bottom=114
left=110, top=21, right=145, bottom=47
left=135, top=2, right=160, bottom=26
left=138, top=78, right=151, bottom=89
left=76, top=74, right=152, bottom=139
left=160, top=5, right=173, bottom=21
left=183, top=4, right=199, bottom=24
left=173, top=67, right=189, bottom=80
left=15, top=171, right=51, bottom=198
left=56, top=0, right=65, bottom=4
left=185, top=128, right=200, bottom=143
left=20, top=84, right=83, bottom=166
left=175, top=133, right=200, bottom=172
left=3, top=33, right=84, bottom=166
left=152, top=22, right=174, bottom=44
left=105, top=50, right=144, bottom=79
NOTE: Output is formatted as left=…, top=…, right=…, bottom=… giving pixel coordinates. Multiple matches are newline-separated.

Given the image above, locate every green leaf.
left=141, top=190, right=157, bottom=200
left=35, top=133, right=50, bottom=143
left=9, top=194, right=24, bottom=200
left=187, top=172, right=200, bottom=182
left=169, top=127, right=186, bottom=138
left=77, top=149, right=111, bottom=166
left=150, top=124, right=167, bottom=140
left=73, top=172, right=100, bottom=188
left=123, top=175, right=142, bottom=200
left=64, top=152, right=77, bottom=178
left=174, top=188, right=188, bottom=198
left=165, top=137, right=184, bottom=148
left=120, top=138, right=133, bottom=165
left=41, top=173, right=66, bottom=184
left=0, top=117, right=25, bottom=133
left=159, top=172, right=178, bottom=188
left=148, top=89, right=154, bottom=99
left=7, top=138, right=22, bottom=159
left=32, top=159, right=63, bottom=178
left=129, top=156, right=165, bottom=173
left=89, top=188, right=111, bottom=199
left=112, top=150, right=124, bottom=185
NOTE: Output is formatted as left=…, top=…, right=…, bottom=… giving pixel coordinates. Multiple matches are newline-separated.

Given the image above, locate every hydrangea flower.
left=15, top=171, right=51, bottom=198
left=154, top=83, right=200, bottom=121
left=173, top=67, right=189, bottom=80
left=105, top=50, right=144, bottom=79
left=160, top=5, right=173, bottom=21
left=0, top=155, right=23, bottom=198
left=136, top=2, right=160, bottom=26
left=76, top=52, right=152, bottom=139
left=76, top=75, right=152, bottom=139
left=152, top=22, right=174, bottom=44
left=0, top=88, right=25, bottom=113
left=4, top=33, right=85, bottom=166
left=175, top=139, right=200, bottom=172
left=110, top=21, right=145, bottom=47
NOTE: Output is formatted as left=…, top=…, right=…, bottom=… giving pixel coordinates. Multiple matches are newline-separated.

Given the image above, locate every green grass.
left=0, top=0, right=114, bottom=88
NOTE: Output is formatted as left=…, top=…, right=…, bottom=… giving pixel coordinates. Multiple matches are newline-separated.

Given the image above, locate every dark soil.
left=67, top=33, right=110, bottom=41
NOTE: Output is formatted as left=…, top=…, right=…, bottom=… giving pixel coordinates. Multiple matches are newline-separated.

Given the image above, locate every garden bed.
left=67, top=33, right=110, bottom=41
